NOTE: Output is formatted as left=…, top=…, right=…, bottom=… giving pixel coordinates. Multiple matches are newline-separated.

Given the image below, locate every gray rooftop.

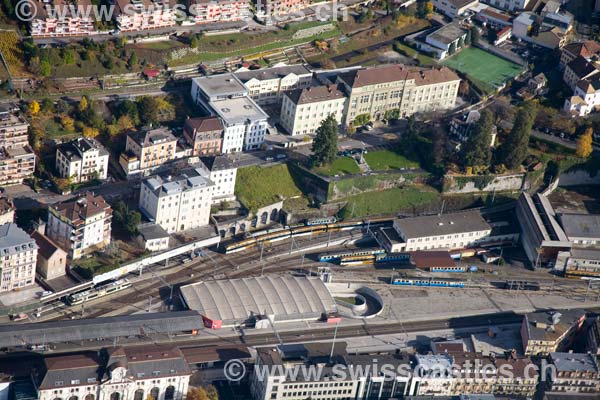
left=0, top=311, right=203, bottom=347
left=192, top=73, right=247, bottom=99
left=570, top=248, right=600, bottom=260
left=180, top=275, right=337, bottom=324
left=559, top=213, right=600, bottom=239
left=550, top=352, right=599, bottom=372
left=143, top=167, right=214, bottom=198
left=0, top=223, right=37, bottom=257
left=415, top=354, right=453, bottom=370
left=209, top=96, right=268, bottom=125
left=428, top=22, right=467, bottom=45
left=524, top=309, right=586, bottom=342
left=235, top=64, right=312, bottom=83
left=200, top=155, right=235, bottom=171
left=138, top=223, right=170, bottom=241
left=394, top=210, right=491, bottom=239
left=57, top=137, right=108, bottom=161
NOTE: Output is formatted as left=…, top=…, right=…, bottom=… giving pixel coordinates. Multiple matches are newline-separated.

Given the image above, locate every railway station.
left=179, top=276, right=338, bottom=329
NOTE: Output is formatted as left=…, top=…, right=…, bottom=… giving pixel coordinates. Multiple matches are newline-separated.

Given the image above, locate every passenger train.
left=391, top=277, right=466, bottom=288
left=66, top=279, right=132, bottom=305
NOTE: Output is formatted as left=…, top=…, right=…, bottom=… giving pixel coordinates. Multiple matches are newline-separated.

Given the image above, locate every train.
left=490, top=280, right=541, bottom=291
left=66, top=279, right=132, bottom=305
left=307, top=217, right=337, bottom=226
left=224, top=218, right=391, bottom=254
left=391, top=277, right=466, bottom=288
left=430, top=266, right=467, bottom=273
left=319, top=248, right=386, bottom=263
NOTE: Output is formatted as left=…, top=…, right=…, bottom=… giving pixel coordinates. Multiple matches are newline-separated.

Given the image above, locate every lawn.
left=442, top=47, right=523, bottom=92
left=314, top=157, right=360, bottom=176
left=339, top=186, right=439, bottom=219
left=235, top=164, right=306, bottom=213
left=364, top=150, right=420, bottom=171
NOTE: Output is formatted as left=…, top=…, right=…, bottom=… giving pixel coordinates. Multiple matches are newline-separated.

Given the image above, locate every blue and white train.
left=391, top=277, right=465, bottom=288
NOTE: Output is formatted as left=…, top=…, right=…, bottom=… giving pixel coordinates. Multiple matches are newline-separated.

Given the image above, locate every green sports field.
left=442, top=47, right=523, bottom=91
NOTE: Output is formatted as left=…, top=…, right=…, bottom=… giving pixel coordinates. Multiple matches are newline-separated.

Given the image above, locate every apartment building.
left=114, top=0, right=177, bottom=32
left=254, top=0, right=310, bottom=20
left=183, top=116, right=223, bottom=156
left=548, top=352, right=600, bottom=393
left=47, top=193, right=112, bottom=260
left=37, top=346, right=191, bottom=400
left=379, top=210, right=493, bottom=253
left=30, top=0, right=96, bottom=37
left=55, top=138, right=109, bottom=183
left=336, top=64, right=460, bottom=126
left=139, top=167, right=214, bottom=233
left=199, top=156, right=237, bottom=203
left=431, top=0, right=479, bottom=19
left=0, top=145, right=36, bottom=187
left=120, top=127, right=177, bottom=176
left=563, top=56, right=600, bottom=91
left=0, top=223, right=38, bottom=293
left=31, top=230, right=67, bottom=280
left=280, top=85, right=346, bottom=136
left=521, top=309, right=586, bottom=356
left=0, top=111, right=29, bottom=149
left=560, top=40, right=600, bottom=68
left=564, top=75, right=600, bottom=116
left=0, top=197, right=15, bottom=226
left=235, top=64, right=313, bottom=105
left=191, top=74, right=269, bottom=153
left=512, top=12, right=570, bottom=49
left=188, top=0, right=250, bottom=23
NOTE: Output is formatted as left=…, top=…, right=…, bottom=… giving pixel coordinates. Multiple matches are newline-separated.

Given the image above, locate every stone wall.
left=443, top=173, right=525, bottom=194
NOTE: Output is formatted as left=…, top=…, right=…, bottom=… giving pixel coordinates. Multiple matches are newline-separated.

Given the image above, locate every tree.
left=137, top=96, right=159, bottom=125
left=458, top=80, right=470, bottom=97
left=465, top=29, right=472, bottom=46
left=384, top=108, right=401, bottom=121
left=187, top=387, right=209, bottom=400
left=190, top=36, right=199, bottom=49
left=449, top=41, right=457, bottom=55
left=62, top=49, right=76, bottom=64
left=497, top=102, right=537, bottom=169
left=127, top=52, right=138, bottom=69
left=462, top=109, right=494, bottom=168
left=41, top=98, right=54, bottom=113
left=205, top=385, right=219, bottom=400
left=55, top=99, right=70, bottom=114
left=113, top=200, right=141, bottom=236
left=312, top=115, right=339, bottom=166
left=417, top=1, right=433, bottom=18
left=40, top=60, right=51, bottom=77
left=61, top=115, right=75, bottom=131
left=431, top=124, right=448, bottom=168
left=79, top=96, right=89, bottom=112
left=490, top=96, right=515, bottom=123
left=470, top=26, right=480, bottom=44
left=29, top=100, right=40, bottom=116
left=116, top=115, right=134, bottom=132
left=353, top=113, right=371, bottom=127
left=576, top=127, right=593, bottom=158
left=82, top=127, right=99, bottom=138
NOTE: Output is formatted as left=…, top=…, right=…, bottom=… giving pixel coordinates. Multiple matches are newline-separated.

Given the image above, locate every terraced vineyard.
left=0, top=30, right=27, bottom=78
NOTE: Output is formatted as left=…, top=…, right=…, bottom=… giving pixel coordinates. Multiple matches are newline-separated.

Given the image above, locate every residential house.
left=198, top=155, right=237, bottom=204
left=188, top=0, right=250, bottom=23
left=548, top=352, right=600, bottom=393
left=55, top=138, right=109, bottom=184
left=560, top=40, right=600, bottom=68
left=280, top=85, right=347, bottom=136
left=563, top=56, right=600, bottom=90
left=30, top=0, right=96, bottom=37
left=46, top=193, right=112, bottom=260
left=564, top=75, right=600, bottom=116
left=0, top=111, right=29, bottom=149
left=114, top=0, right=177, bottom=32
left=480, top=0, right=532, bottom=11
left=183, top=116, right=223, bottom=156
left=0, top=146, right=36, bottom=187
left=0, top=223, right=38, bottom=293
left=431, top=0, right=479, bottom=18
left=120, top=127, right=178, bottom=177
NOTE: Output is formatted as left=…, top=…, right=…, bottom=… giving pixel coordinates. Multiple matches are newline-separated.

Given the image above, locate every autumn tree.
left=187, top=387, right=209, bottom=400
left=82, top=127, right=100, bottom=138
left=497, top=101, right=537, bottom=169
left=576, top=127, right=594, bottom=158
left=205, top=385, right=219, bottom=400
left=29, top=100, right=40, bottom=116
left=462, top=109, right=494, bottom=168
left=61, top=116, right=75, bottom=131
left=312, top=115, right=339, bottom=166
left=79, top=96, right=89, bottom=112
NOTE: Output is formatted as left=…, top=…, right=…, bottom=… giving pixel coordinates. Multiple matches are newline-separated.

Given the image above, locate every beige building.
left=47, top=193, right=112, bottom=260
left=56, top=137, right=109, bottom=184
left=183, top=116, right=223, bottom=156
left=0, top=197, right=15, bottom=226
left=0, top=223, right=38, bottom=293
left=548, top=352, right=600, bottom=393
left=521, top=309, right=586, bottom=356
left=280, top=85, right=346, bottom=136
left=235, top=64, right=313, bottom=105
left=114, top=0, right=177, bottom=32
left=120, top=127, right=177, bottom=177
left=31, top=230, right=67, bottom=280
left=30, top=0, right=96, bottom=37
left=336, top=64, right=461, bottom=126
left=0, top=145, right=36, bottom=187
left=0, top=112, right=29, bottom=149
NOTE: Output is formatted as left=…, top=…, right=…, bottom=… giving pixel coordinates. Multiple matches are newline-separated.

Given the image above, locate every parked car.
left=9, top=313, right=28, bottom=322
left=275, top=154, right=287, bottom=160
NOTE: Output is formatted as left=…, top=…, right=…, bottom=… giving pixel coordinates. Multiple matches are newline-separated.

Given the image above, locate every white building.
left=198, top=156, right=237, bottom=204
left=56, top=138, right=109, bottom=184
left=280, top=85, right=347, bottom=136
left=0, top=111, right=29, bottom=149
left=37, top=346, right=191, bottom=400
left=379, top=210, right=494, bottom=253
left=564, top=76, right=600, bottom=116
left=191, top=73, right=269, bottom=153
left=139, top=167, right=214, bottom=233
left=422, top=22, right=469, bottom=60
left=0, top=197, right=15, bottom=226
left=431, top=0, right=479, bottom=18
left=114, top=0, right=177, bottom=32
left=0, top=223, right=38, bottom=293
left=234, top=63, right=313, bottom=105
left=30, top=0, right=96, bottom=37
left=481, top=0, right=531, bottom=11
left=46, top=193, right=112, bottom=260
left=137, top=223, right=170, bottom=252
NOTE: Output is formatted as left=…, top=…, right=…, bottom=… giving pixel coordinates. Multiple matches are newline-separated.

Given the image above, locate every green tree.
left=497, top=102, right=537, bottom=169
left=127, top=52, right=138, bottom=69
left=470, top=26, right=480, bottom=44
left=62, top=49, right=76, bottom=64
left=312, top=115, right=339, bottom=166
left=465, top=29, right=472, bottom=45
left=462, top=109, right=494, bottom=168
left=40, top=60, right=51, bottom=77
left=190, top=36, right=199, bottom=49
left=353, top=113, right=371, bottom=127
left=137, top=96, right=159, bottom=125
left=449, top=41, right=457, bottom=55
left=187, top=388, right=209, bottom=400
left=385, top=108, right=401, bottom=121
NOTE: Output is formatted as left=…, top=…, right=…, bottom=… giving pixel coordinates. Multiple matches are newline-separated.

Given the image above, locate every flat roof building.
left=559, top=213, right=600, bottom=247
left=521, top=309, right=586, bottom=356
left=549, top=352, right=600, bottom=393
left=235, top=63, right=313, bottom=105
left=180, top=275, right=337, bottom=328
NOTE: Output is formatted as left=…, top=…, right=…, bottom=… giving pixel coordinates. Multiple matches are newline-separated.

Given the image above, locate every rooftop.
left=200, top=155, right=235, bottom=171
left=50, top=193, right=111, bottom=226
left=550, top=352, right=599, bottom=372
left=180, top=275, right=337, bottom=324
left=138, top=223, right=170, bottom=241
left=338, top=64, right=460, bottom=89
left=524, top=309, right=585, bottom=342
left=235, top=64, right=312, bottom=82
left=0, top=197, right=14, bottom=215
left=427, top=22, right=467, bottom=45
left=394, top=210, right=491, bottom=239
left=184, top=116, right=223, bottom=133
left=0, top=223, right=37, bottom=257
left=566, top=56, right=600, bottom=79
left=128, top=127, right=177, bottom=148
left=143, top=167, right=214, bottom=197
left=411, top=251, right=456, bottom=268
left=209, top=96, right=268, bottom=125
left=559, top=213, right=600, bottom=239
left=192, top=73, right=247, bottom=99
left=563, top=40, right=600, bottom=59
left=57, top=137, right=108, bottom=161
left=31, top=231, right=65, bottom=260
left=285, top=84, right=345, bottom=105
